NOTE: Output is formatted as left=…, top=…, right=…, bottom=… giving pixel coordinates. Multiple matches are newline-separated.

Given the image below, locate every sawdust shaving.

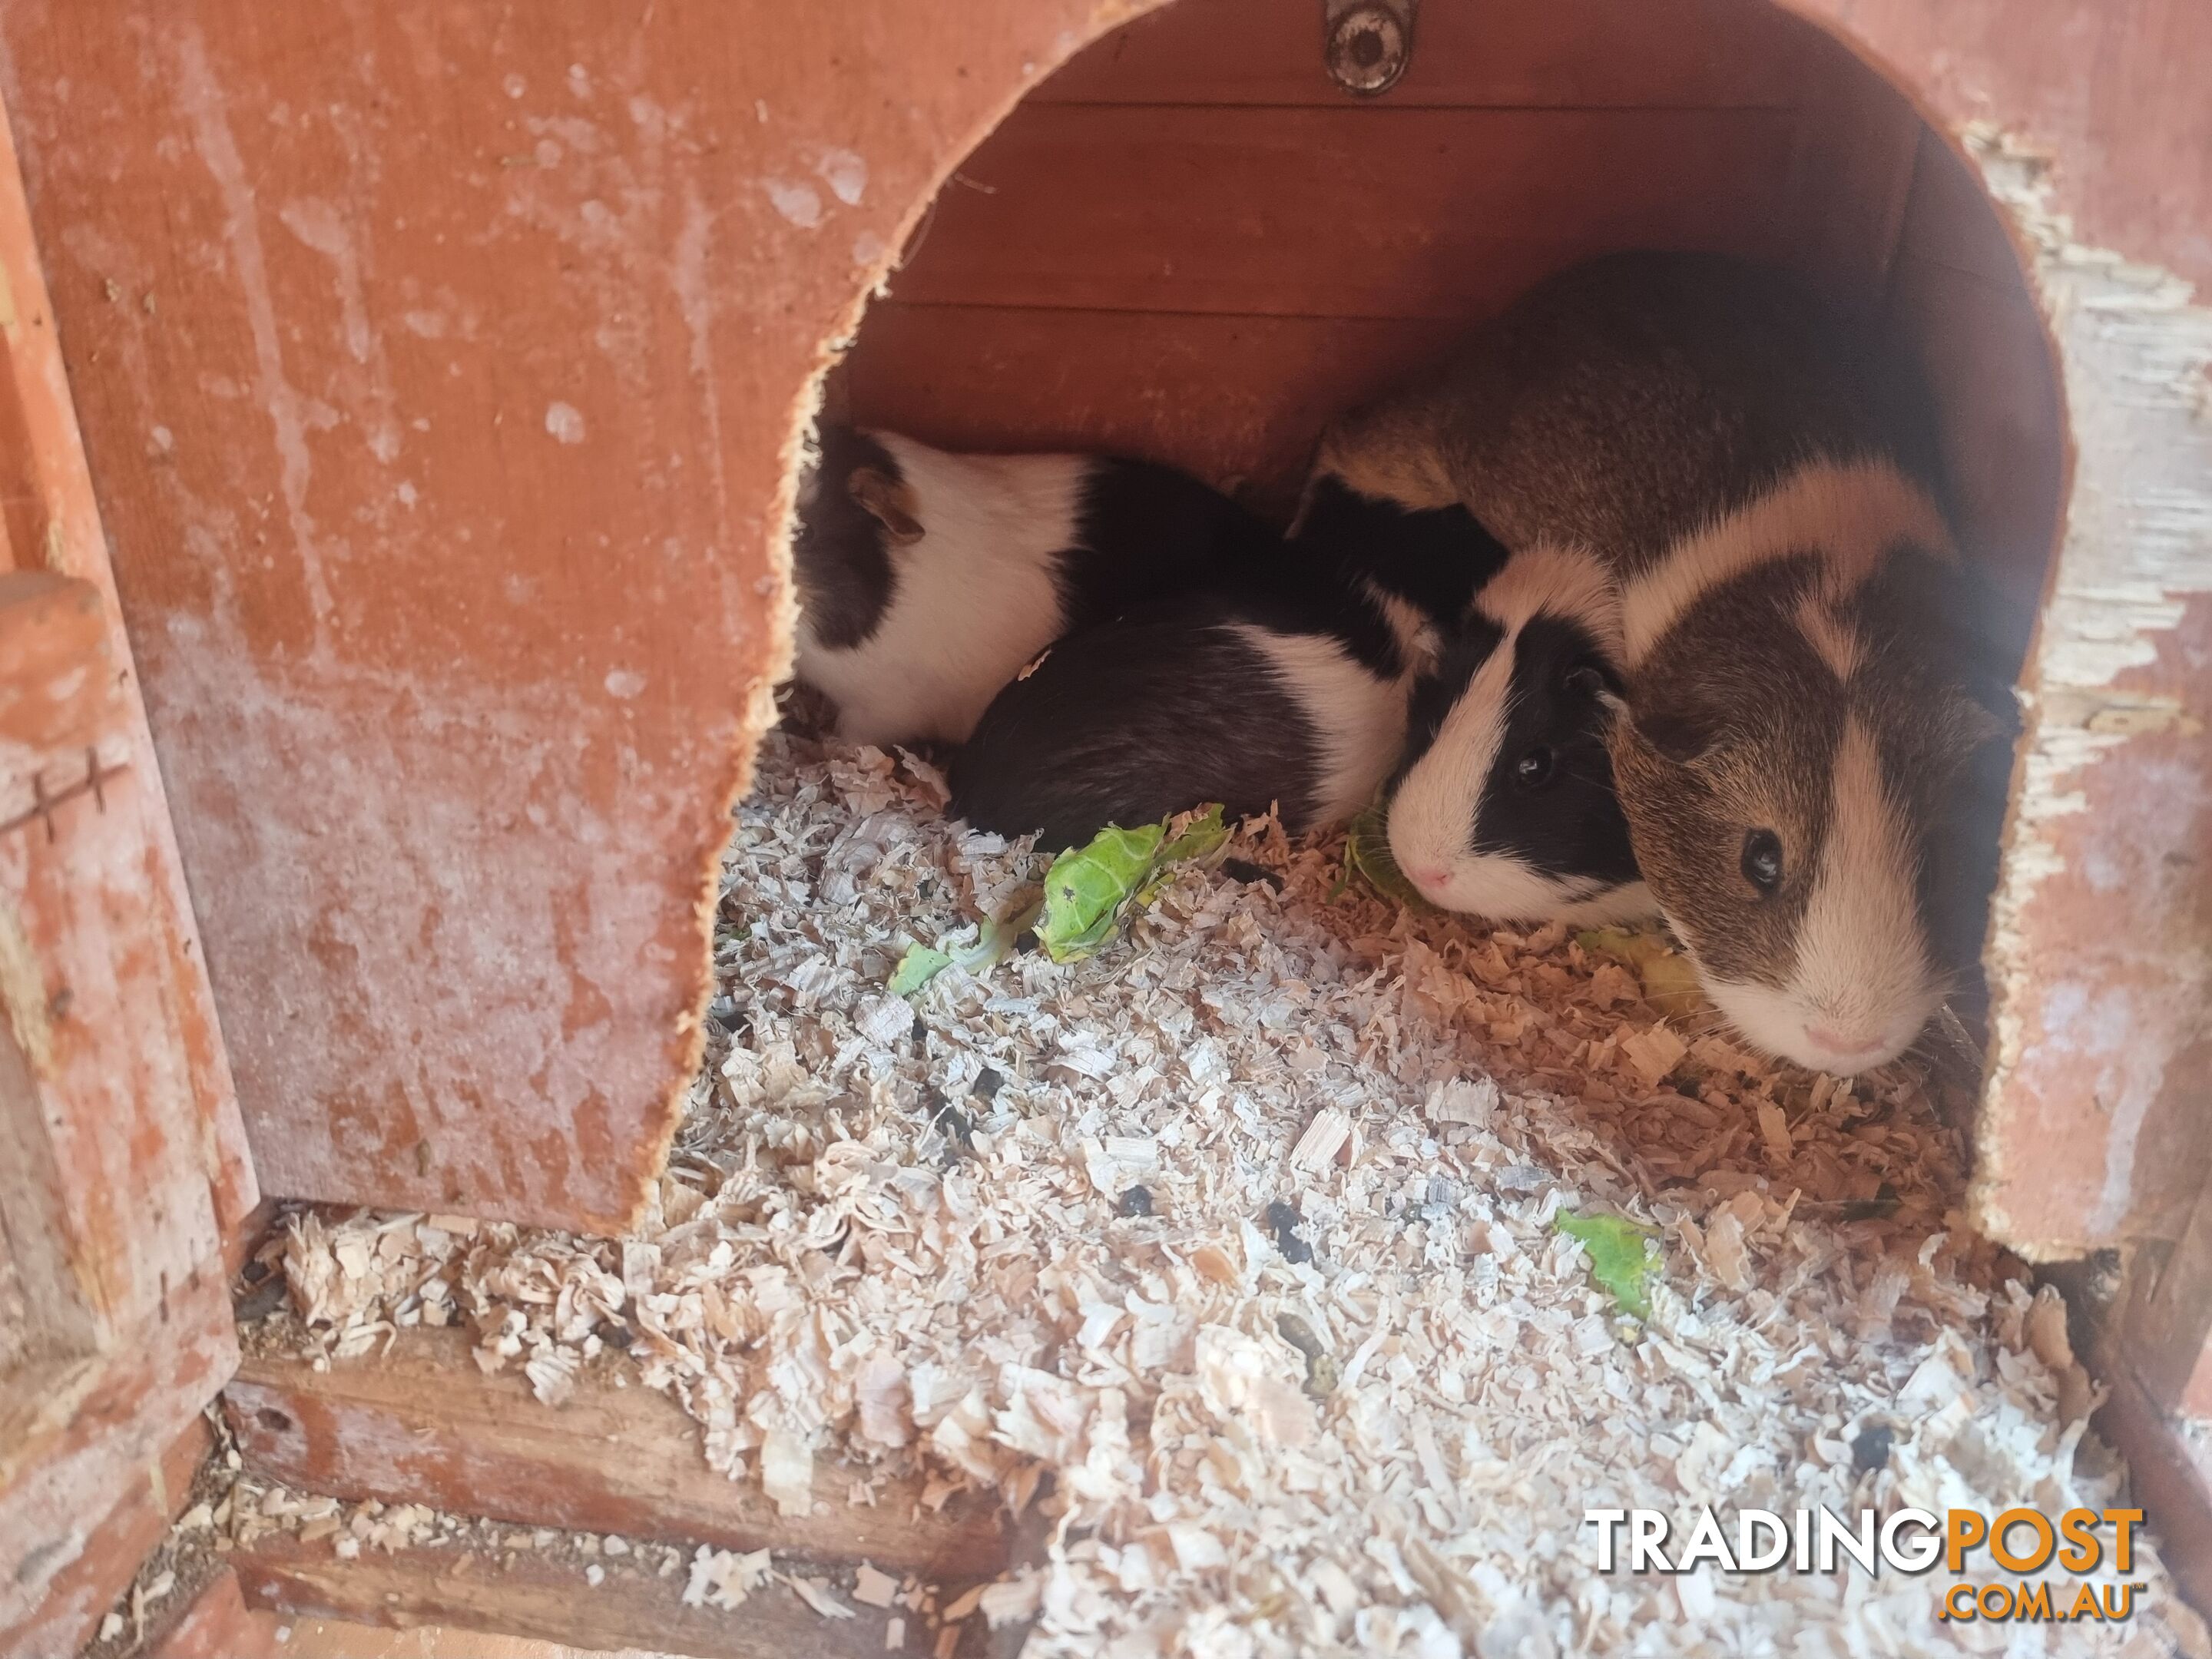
left=277, top=730, right=2205, bottom=1657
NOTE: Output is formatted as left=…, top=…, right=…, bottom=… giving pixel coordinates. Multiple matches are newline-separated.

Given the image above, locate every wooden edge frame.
left=227, top=1328, right=1013, bottom=1582
left=232, top=1532, right=1028, bottom=1659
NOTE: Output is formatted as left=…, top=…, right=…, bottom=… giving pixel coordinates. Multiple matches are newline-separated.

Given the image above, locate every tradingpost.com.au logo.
left=1585, top=1504, right=2147, bottom=1624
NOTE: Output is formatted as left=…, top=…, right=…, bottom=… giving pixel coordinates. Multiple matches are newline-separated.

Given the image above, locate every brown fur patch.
left=1610, top=551, right=1993, bottom=993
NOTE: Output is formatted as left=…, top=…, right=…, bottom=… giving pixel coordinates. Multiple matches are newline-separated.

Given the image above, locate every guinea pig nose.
left=1804, top=1023, right=1883, bottom=1060
left=1409, top=864, right=1451, bottom=890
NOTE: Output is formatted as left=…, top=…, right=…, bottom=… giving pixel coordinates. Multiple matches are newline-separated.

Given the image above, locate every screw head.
left=1326, top=5, right=1409, bottom=96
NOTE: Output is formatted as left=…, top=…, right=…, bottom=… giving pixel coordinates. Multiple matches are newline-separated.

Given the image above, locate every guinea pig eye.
left=1740, top=830, right=1784, bottom=892
left=1514, top=747, right=1555, bottom=790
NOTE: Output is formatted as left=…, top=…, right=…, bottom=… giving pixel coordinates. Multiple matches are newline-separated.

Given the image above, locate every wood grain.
left=0, top=94, right=258, bottom=1262
left=0, top=1267, right=234, bottom=1648
left=888, top=103, right=1798, bottom=319
left=1034, top=0, right=1819, bottom=109
left=233, top=1534, right=921, bottom=1659
left=0, top=1413, right=208, bottom=1659
left=147, top=1570, right=282, bottom=1659
left=0, top=83, right=244, bottom=1645
left=229, top=1330, right=1010, bottom=1581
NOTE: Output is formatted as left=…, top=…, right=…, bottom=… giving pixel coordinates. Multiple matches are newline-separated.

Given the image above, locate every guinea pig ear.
left=848, top=467, right=926, bottom=545
left=1561, top=657, right=1622, bottom=700
left=1630, top=700, right=1717, bottom=765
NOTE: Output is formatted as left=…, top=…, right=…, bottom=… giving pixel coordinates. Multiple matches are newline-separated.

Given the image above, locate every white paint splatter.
left=545, top=402, right=587, bottom=444
left=810, top=147, right=866, bottom=207
left=169, top=22, right=334, bottom=633
left=503, top=73, right=527, bottom=99
left=604, top=669, right=647, bottom=700
left=763, top=179, right=822, bottom=229
left=851, top=230, right=886, bottom=269
left=402, top=310, right=448, bottom=339
left=567, top=63, right=592, bottom=98
left=277, top=197, right=403, bottom=463
left=396, top=482, right=419, bottom=507
left=150, top=425, right=175, bottom=455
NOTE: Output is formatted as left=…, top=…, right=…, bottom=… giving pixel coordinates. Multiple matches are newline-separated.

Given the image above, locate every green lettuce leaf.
left=1343, top=795, right=1432, bottom=911
left=1556, top=1211, right=1658, bottom=1319
left=888, top=941, right=952, bottom=997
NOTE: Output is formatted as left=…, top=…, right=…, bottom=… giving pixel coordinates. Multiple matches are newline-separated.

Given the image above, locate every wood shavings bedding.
left=277, top=728, right=2207, bottom=1658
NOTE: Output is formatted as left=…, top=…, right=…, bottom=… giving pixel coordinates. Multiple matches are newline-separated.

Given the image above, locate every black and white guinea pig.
left=946, top=474, right=1511, bottom=850
left=1357, top=250, right=1998, bottom=1075
left=788, top=424, right=1271, bottom=747
left=1386, top=544, right=1654, bottom=926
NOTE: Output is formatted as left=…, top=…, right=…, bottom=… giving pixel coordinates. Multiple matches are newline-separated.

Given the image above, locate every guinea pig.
left=1336, top=251, right=2002, bottom=1075
left=946, top=473, right=1511, bottom=849
left=1384, top=543, right=1654, bottom=926
left=788, top=424, right=1273, bottom=747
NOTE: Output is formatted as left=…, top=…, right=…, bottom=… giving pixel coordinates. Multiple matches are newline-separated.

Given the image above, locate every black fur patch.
left=1471, top=616, right=1640, bottom=884
left=1396, top=614, right=1508, bottom=780
left=790, top=425, right=903, bottom=649
left=1057, top=458, right=1280, bottom=631
left=949, top=594, right=1324, bottom=850
left=1293, top=477, right=1512, bottom=673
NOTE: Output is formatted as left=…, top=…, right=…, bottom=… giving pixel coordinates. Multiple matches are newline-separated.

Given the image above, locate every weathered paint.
left=0, top=88, right=243, bottom=1640
left=227, top=1329, right=1010, bottom=1578
left=1959, top=132, right=2212, bottom=1260
left=0, top=0, right=1149, bottom=1231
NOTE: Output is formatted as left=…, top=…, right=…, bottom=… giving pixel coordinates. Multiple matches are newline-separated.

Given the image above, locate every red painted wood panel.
left=846, top=304, right=1451, bottom=508
left=0, top=0, right=1132, bottom=1230
left=886, top=104, right=1800, bottom=319
left=1035, top=0, right=1819, bottom=108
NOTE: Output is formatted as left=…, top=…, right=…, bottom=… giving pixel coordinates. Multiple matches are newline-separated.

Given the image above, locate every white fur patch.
left=1620, top=459, right=1953, bottom=667
left=1697, top=719, right=1942, bottom=1074
left=1385, top=551, right=1647, bottom=926
left=1230, top=626, right=1408, bottom=830
left=1473, top=542, right=1621, bottom=653
left=1794, top=592, right=1864, bottom=680
left=1386, top=633, right=1516, bottom=896
left=793, top=434, right=1087, bottom=746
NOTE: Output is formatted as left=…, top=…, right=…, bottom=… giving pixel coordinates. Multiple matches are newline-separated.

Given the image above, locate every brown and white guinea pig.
left=1341, top=250, right=2008, bottom=1075
left=945, top=473, right=1510, bottom=850
left=788, top=424, right=1272, bottom=747
left=1384, top=543, right=1654, bottom=926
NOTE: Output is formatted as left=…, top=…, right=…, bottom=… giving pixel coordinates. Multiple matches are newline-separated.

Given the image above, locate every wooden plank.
left=0, top=73, right=245, bottom=1640
left=147, top=1570, right=281, bottom=1659
left=846, top=304, right=1453, bottom=511
left=233, top=1533, right=935, bottom=1659
left=1884, top=247, right=2065, bottom=628
left=1779, top=23, right=1922, bottom=316
left=0, top=88, right=257, bottom=1257
left=227, top=1330, right=1011, bottom=1582
left=0, top=1413, right=208, bottom=1658
left=887, top=103, right=1799, bottom=319
left=0, top=1267, right=233, bottom=1646
left=1033, top=0, right=1820, bottom=109
left=2078, top=1280, right=2212, bottom=1618
left=1892, top=127, right=2037, bottom=290
left=1806, top=0, right=2212, bottom=292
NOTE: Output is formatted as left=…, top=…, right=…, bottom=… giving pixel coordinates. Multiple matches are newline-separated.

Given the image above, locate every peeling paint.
left=810, top=145, right=867, bottom=207
left=169, top=22, right=336, bottom=636
left=763, top=177, right=823, bottom=229
left=1969, top=124, right=2212, bottom=1257
left=544, top=401, right=585, bottom=444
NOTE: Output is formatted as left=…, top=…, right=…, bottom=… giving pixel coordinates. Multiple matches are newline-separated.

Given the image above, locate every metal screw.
left=1326, top=3, right=1411, bottom=96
